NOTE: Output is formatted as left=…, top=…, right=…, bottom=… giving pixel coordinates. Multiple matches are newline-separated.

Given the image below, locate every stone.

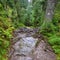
left=9, top=27, right=56, bottom=60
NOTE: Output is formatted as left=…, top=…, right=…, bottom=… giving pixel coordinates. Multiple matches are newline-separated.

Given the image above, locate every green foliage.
left=48, top=34, right=60, bottom=54
left=0, top=3, right=14, bottom=60
left=48, top=35, right=60, bottom=45
left=32, top=0, right=45, bottom=27
left=57, top=54, right=60, bottom=60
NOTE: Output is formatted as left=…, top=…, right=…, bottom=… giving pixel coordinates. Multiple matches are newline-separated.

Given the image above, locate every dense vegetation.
left=0, top=0, right=60, bottom=60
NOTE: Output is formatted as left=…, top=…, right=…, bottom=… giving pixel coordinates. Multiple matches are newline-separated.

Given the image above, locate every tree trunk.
left=45, top=0, right=57, bottom=22
left=41, top=0, right=57, bottom=29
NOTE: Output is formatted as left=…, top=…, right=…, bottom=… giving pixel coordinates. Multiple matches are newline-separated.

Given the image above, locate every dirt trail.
left=9, top=27, right=56, bottom=60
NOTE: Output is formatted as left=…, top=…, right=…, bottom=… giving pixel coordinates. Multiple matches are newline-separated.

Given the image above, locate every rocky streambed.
left=9, top=27, right=56, bottom=60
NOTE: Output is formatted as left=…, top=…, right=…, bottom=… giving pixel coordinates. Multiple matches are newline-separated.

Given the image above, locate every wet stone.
left=9, top=27, right=56, bottom=60
left=13, top=37, right=37, bottom=55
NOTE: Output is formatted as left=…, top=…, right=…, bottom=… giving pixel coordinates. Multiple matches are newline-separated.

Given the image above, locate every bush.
left=48, top=34, right=60, bottom=54
left=0, top=3, right=14, bottom=60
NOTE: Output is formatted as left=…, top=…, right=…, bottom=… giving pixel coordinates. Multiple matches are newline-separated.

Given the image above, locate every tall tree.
left=41, top=0, right=57, bottom=29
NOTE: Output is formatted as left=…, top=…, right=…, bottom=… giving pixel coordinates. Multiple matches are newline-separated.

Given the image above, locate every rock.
left=9, top=27, right=56, bottom=60
left=33, top=40, right=56, bottom=60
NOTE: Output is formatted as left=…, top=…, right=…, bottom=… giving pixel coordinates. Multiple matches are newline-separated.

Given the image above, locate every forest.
left=0, top=0, right=60, bottom=60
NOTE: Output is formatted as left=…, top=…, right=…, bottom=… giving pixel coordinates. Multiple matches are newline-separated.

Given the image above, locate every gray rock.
left=9, top=27, right=56, bottom=60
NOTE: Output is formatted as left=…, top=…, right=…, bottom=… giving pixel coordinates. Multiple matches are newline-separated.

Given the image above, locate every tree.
left=41, top=0, right=57, bottom=30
